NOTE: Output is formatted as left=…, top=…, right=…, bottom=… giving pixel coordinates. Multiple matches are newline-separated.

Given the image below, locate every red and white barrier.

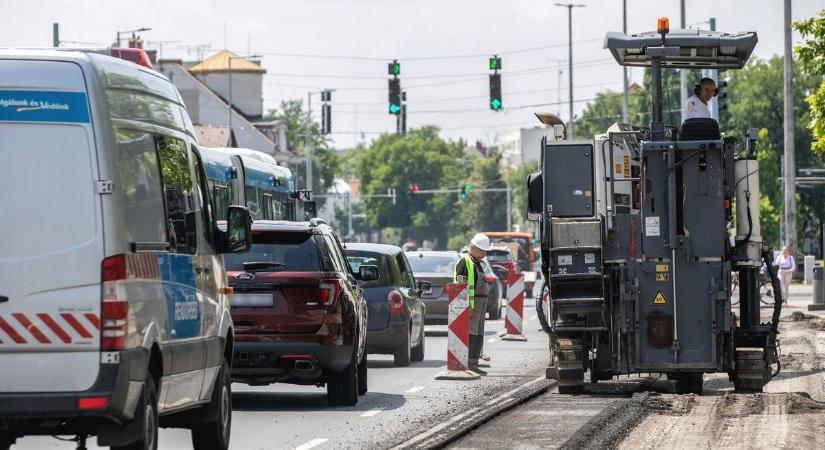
left=435, top=283, right=481, bottom=380
left=501, top=273, right=527, bottom=341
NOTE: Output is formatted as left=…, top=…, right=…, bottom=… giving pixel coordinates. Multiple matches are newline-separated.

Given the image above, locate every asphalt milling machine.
left=527, top=18, right=784, bottom=395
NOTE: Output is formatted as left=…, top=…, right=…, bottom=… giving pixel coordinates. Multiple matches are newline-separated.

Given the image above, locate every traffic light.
left=388, top=78, right=401, bottom=115
left=321, top=104, right=331, bottom=134
left=717, top=80, right=728, bottom=111
left=489, top=73, right=502, bottom=111
left=489, top=56, right=501, bottom=71
left=459, top=184, right=473, bottom=201
left=407, top=183, right=420, bottom=193
left=388, top=60, right=400, bottom=76
left=321, top=89, right=332, bottom=134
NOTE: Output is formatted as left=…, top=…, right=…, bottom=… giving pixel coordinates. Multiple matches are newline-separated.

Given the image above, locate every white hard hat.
left=470, top=233, right=491, bottom=251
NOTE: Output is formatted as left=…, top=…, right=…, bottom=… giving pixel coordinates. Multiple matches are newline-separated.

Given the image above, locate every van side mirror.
left=358, top=265, right=380, bottom=282
left=219, top=206, right=252, bottom=254
left=527, top=172, right=543, bottom=221
left=416, top=280, right=432, bottom=295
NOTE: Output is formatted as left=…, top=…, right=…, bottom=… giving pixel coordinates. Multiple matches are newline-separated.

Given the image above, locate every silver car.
left=407, top=251, right=502, bottom=324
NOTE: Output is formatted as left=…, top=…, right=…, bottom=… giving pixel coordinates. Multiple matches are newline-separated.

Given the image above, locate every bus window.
left=262, top=193, right=273, bottom=220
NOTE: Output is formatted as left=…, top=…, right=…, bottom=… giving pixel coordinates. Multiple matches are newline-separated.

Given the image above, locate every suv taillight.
left=388, top=290, right=404, bottom=315
left=101, top=254, right=128, bottom=350
left=319, top=280, right=341, bottom=308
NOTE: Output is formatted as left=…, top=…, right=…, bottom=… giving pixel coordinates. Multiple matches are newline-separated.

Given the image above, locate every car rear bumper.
left=0, top=347, right=147, bottom=435
left=366, top=321, right=408, bottom=353
left=231, top=341, right=354, bottom=385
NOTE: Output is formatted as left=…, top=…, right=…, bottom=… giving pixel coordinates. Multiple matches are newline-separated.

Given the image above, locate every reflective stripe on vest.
left=453, top=254, right=476, bottom=308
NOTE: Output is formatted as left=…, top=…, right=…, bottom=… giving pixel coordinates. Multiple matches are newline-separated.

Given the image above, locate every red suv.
left=223, top=220, right=374, bottom=406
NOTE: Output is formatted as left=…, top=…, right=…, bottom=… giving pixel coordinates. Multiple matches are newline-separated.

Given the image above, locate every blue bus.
left=199, top=147, right=297, bottom=221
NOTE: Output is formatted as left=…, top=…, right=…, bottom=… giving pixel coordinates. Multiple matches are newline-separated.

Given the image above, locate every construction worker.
left=454, top=233, right=492, bottom=374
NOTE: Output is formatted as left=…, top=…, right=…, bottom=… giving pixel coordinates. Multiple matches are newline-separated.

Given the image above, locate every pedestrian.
left=683, top=77, right=717, bottom=122
left=774, top=246, right=795, bottom=303
left=454, top=233, right=492, bottom=375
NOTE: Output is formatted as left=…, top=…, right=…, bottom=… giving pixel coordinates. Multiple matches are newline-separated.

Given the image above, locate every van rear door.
left=0, top=59, right=103, bottom=392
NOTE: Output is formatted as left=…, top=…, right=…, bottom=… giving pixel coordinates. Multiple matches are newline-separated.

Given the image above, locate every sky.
left=2, top=0, right=822, bottom=149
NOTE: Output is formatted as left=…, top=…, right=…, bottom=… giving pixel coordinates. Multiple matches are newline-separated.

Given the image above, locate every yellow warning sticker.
left=655, top=273, right=669, bottom=281
left=655, top=264, right=669, bottom=273
left=652, top=291, right=668, bottom=305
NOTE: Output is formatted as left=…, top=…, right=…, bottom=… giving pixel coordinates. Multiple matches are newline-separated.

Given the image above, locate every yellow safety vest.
left=453, top=254, right=476, bottom=309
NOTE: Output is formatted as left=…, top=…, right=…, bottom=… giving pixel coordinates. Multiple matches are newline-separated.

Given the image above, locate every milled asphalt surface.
left=15, top=300, right=551, bottom=450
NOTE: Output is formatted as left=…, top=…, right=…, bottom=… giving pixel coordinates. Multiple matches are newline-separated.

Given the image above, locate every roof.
left=604, top=29, right=758, bottom=69
left=188, top=50, right=266, bottom=74
left=405, top=250, right=459, bottom=258
left=344, top=243, right=402, bottom=255
left=484, top=232, right=531, bottom=238
left=250, top=220, right=326, bottom=233
left=195, top=126, right=231, bottom=148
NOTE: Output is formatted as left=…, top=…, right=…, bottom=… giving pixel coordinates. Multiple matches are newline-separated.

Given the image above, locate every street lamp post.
left=115, top=27, right=151, bottom=47
left=228, top=54, right=262, bottom=144
left=555, top=3, right=586, bottom=140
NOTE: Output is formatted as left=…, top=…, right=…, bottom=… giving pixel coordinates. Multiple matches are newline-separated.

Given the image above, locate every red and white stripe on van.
left=0, top=311, right=99, bottom=345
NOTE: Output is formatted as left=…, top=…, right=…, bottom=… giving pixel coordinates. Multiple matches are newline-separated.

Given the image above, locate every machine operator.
left=683, top=77, right=718, bottom=122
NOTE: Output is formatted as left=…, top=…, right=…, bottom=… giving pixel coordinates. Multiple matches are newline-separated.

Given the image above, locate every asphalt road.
left=15, top=301, right=550, bottom=450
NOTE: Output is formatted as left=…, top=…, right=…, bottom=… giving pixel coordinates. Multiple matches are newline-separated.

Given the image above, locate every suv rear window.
left=345, top=251, right=391, bottom=288
left=223, top=231, right=320, bottom=272
left=406, top=254, right=457, bottom=274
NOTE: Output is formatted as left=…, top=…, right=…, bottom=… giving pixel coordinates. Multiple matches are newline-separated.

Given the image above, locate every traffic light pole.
left=305, top=91, right=313, bottom=191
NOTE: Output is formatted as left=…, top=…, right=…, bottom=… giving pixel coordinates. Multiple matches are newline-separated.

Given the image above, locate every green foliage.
left=794, top=10, right=825, bottom=156
left=506, top=162, right=538, bottom=228
left=574, top=91, right=625, bottom=139
left=354, top=127, right=507, bottom=249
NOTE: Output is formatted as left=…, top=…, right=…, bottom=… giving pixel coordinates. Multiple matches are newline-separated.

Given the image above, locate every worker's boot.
left=468, top=335, right=487, bottom=375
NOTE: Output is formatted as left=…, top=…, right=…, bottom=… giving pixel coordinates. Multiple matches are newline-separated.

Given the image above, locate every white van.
left=0, top=49, right=251, bottom=450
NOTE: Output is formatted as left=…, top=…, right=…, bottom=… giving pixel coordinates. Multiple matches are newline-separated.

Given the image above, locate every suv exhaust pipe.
left=294, top=360, right=316, bottom=371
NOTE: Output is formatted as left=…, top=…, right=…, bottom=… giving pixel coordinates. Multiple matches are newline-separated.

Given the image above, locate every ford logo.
left=235, top=273, right=255, bottom=281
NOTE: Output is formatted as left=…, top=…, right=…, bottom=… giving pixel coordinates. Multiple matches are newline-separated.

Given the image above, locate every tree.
left=574, top=91, right=625, bottom=139
left=506, top=162, right=538, bottom=229
left=795, top=10, right=825, bottom=156
left=265, top=100, right=339, bottom=203
left=720, top=56, right=821, bottom=249
left=356, top=127, right=468, bottom=247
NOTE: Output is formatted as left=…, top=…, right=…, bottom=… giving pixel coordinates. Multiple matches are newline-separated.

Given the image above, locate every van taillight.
left=388, top=290, right=404, bottom=315
left=319, top=280, right=341, bottom=307
left=101, top=255, right=128, bottom=350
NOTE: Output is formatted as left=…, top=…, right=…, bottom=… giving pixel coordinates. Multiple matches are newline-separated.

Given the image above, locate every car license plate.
left=230, top=293, right=273, bottom=308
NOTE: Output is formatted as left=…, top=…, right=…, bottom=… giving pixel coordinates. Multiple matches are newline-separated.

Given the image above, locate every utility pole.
left=679, top=0, right=687, bottom=123
left=621, top=0, right=629, bottom=123
left=52, top=23, right=59, bottom=47
left=555, top=3, right=585, bottom=140
left=306, top=91, right=313, bottom=191
left=708, top=18, right=719, bottom=120
left=783, top=0, right=796, bottom=250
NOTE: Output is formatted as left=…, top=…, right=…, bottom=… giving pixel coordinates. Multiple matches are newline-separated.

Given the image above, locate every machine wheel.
left=668, top=373, right=704, bottom=394
left=411, top=328, right=426, bottom=362
left=393, top=329, right=412, bottom=367
left=357, top=352, right=368, bottom=395
left=556, top=338, right=584, bottom=394
left=191, top=361, right=232, bottom=450
left=734, top=349, right=769, bottom=392
left=113, top=376, right=159, bottom=450
left=536, top=285, right=552, bottom=334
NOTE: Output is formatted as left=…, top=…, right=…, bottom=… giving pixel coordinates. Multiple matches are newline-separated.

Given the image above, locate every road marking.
left=528, top=315, right=537, bottom=321
left=488, top=338, right=497, bottom=343
left=294, top=438, right=328, bottom=450
left=405, top=385, right=425, bottom=394
left=360, top=409, right=383, bottom=417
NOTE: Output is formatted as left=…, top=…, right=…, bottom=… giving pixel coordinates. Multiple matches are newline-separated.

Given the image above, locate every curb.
left=391, top=376, right=554, bottom=450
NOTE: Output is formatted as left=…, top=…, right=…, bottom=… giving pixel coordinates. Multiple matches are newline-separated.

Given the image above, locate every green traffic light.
left=464, top=184, right=473, bottom=191
left=489, top=57, right=500, bottom=70
left=389, top=104, right=401, bottom=114
left=490, top=98, right=502, bottom=110
left=459, top=193, right=467, bottom=201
